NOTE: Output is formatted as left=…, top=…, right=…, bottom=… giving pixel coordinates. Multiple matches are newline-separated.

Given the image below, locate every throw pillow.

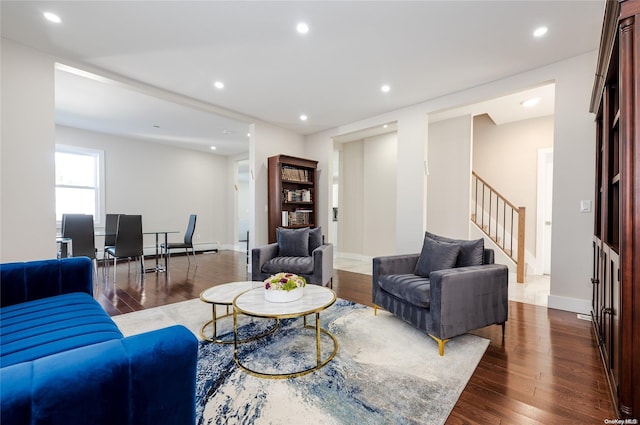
left=425, top=231, right=484, bottom=266
left=308, top=226, right=322, bottom=254
left=414, top=237, right=461, bottom=278
left=276, top=227, right=310, bottom=257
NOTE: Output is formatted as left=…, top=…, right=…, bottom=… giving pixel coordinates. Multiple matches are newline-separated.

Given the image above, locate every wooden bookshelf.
left=267, top=155, right=318, bottom=243
left=590, top=0, right=640, bottom=419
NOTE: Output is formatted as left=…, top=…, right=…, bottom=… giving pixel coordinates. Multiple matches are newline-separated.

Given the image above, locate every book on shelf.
left=281, top=166, right=311, bottom=183
left=285, top=209, right=313, bottom=226
left=282, top=189, right=312, bottom=203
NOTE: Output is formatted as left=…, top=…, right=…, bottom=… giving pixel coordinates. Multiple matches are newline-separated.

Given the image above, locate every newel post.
left=516, top=207, right=526, bottom=283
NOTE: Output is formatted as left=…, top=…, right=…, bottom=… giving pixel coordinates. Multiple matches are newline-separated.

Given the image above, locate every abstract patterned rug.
left=113, top=298, right=489, bottom=425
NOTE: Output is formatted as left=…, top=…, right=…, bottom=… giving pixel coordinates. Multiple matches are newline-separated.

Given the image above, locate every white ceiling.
left=1, top=1, right=604, bottom=155
left=54, top=65, right=252, bottom=156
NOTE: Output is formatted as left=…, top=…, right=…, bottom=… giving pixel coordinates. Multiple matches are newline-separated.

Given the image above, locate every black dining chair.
left=61, top=214, right=97, bottom=270
left=103, top=213, right=121, bottom=262
left=162, top=214, right=197, bottom=267
left=105, top=214, right=144, bottom=280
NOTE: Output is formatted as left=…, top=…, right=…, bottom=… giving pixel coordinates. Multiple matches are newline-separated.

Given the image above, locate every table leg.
left=316, top=312, right=321, bottom=366
left=154, top=232, right=160, bottom=271
left=212, top=304, right=217, bottom=339
left=163, top=231, right=169, bottom=271
left=233, top=308, right=238, bottom=360
left=235, top=311, right=336, bottom=379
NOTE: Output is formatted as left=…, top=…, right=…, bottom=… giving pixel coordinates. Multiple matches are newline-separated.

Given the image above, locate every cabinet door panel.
left=610, top=250, right=620, bottom=390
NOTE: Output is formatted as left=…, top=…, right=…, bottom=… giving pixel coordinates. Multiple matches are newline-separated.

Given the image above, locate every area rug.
left=112, top=297, right=489, bottom=425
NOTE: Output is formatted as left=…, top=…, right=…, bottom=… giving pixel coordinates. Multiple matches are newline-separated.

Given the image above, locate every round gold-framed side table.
left=232, top=284, right=338, bottom=379
left=199, top=281, right=278, bottom=344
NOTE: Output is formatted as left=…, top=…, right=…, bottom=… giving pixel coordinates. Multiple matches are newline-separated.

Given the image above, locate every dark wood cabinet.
left=590, top=0, right=640, bottom=419
left=267, top=155, right=318, bottom=243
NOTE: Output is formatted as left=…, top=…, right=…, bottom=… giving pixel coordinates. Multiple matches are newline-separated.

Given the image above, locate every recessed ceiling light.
left=210, top=146, right=217, bottom=150
left=214, top=81, right=224, bottom=89
left=381, top=85, right=390, bottom=93
left=533, top=26, right=548, bottom=37
left=521, top=97, right=541, bottom=107
left=300, top=114, right=308, bottom=121
left=247, top=133, right=251, bottom=137
left=383, top=124, right=388, bottom=128
left=43, top=12, right=62, bottom=23
left=296, top=23, right=309, bottom=34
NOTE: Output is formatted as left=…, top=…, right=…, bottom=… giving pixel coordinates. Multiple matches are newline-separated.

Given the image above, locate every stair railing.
left=471, top=172, right=526, bottom=283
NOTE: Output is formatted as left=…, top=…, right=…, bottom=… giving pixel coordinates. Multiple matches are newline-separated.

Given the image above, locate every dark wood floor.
left=95, top=250, right=615, bottom=424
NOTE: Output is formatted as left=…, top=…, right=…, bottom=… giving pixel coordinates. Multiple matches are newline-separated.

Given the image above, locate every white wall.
left=1, top=38, right=57, bottom=262
left=338, top=141, right=364, bottom=254
left=226, top=154, right=249, bottom=250
left=335, top=133, right=397, bottom=258
left=546, top=53, right=596, bottom=314
left=473, top=114, right=554, bottom=255
left=55, top=125, right=229, bottom=251
left=237, top=180, right=250, bottom=241
left=427, top=115, right=473, bottom=239
left=1, top=40, right=308, bottom=262
left=304, top=127, right=335, bottom=244
left=305, top=51, right=597, bottom=313
left=1, top=36, right=597, bottom=313
left=250, top=121, right=305, bottom=249
left=395, top=111, right=429, bottom=253
left=362, top=133, right=397, bottom=256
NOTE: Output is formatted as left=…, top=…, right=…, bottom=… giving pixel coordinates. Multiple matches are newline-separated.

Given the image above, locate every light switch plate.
left=580, top=200, right=592, bottom=213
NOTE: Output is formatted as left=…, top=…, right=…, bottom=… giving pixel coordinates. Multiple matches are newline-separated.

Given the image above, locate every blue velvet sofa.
left=0, top=257, right=198, bottom=425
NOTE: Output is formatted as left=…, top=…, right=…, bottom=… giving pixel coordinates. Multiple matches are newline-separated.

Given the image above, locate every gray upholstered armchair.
left=252, top=227, right=333, bottom=287
left=372, top=232, right=508, bottom=355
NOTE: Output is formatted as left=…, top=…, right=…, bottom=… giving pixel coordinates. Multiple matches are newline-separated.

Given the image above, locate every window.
left=55, top=145, right=104, bottom=225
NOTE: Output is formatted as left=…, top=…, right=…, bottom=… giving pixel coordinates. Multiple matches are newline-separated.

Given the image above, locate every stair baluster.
left=471, top=172, right=526, bottom=283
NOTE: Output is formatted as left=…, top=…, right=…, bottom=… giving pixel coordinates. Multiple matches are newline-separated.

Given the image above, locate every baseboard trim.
left=335, top=251, right=373, bottom=262
left=547, top=295, right=591, bottom=315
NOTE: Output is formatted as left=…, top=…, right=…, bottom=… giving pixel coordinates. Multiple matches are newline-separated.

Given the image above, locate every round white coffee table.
left=199, top=281, right=278, bottom=344
left=232, top=284, right=338, bottom=379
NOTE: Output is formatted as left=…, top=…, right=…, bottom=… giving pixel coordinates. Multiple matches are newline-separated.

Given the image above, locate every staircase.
left=471, top=172, right=526, bottom=283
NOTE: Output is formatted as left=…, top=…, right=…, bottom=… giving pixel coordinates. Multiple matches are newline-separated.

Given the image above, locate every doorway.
left=236, top=159, right=250, bottom=250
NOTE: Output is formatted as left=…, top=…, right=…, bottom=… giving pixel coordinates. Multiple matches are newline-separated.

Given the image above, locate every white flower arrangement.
left=264, top=273, right=307, bottom=291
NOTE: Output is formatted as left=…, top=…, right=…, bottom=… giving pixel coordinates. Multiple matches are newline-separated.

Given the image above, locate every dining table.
left=143, top=230, right=180, bottom=272
left=94, top=230, right=179, bottom=273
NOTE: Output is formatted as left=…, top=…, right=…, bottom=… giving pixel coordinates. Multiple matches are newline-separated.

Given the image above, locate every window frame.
left=55, top=144, right=105, bottom=227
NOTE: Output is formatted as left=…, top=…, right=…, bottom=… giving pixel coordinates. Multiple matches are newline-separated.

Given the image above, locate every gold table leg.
left=234, top=312, right=338, bottom=380
left=201, top=302, right=278, bottom=344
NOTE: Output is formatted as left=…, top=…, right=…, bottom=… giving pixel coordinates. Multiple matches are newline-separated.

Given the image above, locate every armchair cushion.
left=261, top=256, right=314, bottom=275
left=414, top=237, right=460, bottom=278
left=276, top=227, right=309, bottom=257
left=425, top=231, right=484, bottom=266
left=252, top=241, right=333, bottom=286
left=378, top=274, right=431, bottom=308
left=308, top=227, right=322, bottom=254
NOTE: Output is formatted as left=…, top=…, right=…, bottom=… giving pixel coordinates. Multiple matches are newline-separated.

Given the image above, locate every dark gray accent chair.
left=252, top=227, right=333, bottom=287
left=372, top=232, right=508, bottom=355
